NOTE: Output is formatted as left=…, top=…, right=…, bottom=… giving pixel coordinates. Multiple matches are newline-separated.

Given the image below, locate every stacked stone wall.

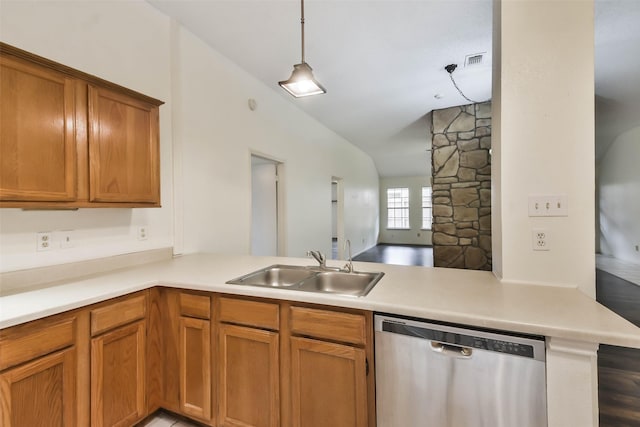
left=431, top=102, right=492, bottom=270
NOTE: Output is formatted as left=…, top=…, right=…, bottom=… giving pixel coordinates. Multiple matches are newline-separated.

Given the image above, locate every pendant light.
left=279, top=0, right=326, bottom=98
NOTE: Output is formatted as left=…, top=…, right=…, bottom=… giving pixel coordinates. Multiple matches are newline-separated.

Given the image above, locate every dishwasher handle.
left=430, top=341, right=473, bottom=358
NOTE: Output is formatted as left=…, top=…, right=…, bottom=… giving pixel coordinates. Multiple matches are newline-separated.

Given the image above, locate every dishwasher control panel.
left=379, top=316, right=545, bottom=361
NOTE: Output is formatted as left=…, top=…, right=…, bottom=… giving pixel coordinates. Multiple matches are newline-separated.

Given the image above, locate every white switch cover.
left=59, top=230, right=75, bottom=248
left=528, top=195, right=568, bottom=217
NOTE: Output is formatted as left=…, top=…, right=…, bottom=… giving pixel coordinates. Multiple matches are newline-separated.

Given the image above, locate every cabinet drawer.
left=180, top=293, right=211, bottom=319
left=218, top=297, right=279, bottom=331
left=91, top=294, right=147, bottom=336
left=0, top=315, right=76, bottom=371
left=290, top=306, right=366, bottom=346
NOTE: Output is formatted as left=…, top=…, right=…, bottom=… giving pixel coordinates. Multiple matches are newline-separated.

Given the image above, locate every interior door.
left=251, top=155, right=279, bottom=256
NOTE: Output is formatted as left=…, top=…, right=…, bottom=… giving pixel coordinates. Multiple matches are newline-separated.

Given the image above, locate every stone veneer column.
left=431, top=102, right=491, bottom=270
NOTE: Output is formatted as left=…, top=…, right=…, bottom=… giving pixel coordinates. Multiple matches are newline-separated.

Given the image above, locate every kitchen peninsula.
left=2, top=252, right=639, bottom=427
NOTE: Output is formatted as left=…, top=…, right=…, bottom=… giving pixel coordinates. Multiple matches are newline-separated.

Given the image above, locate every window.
left=422, top=186, right=432, bottom=230
left=387, top=187, right=410, bottom=229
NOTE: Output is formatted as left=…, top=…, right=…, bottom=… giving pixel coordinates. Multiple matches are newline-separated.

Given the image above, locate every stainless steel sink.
left=298, top=271, right=384, bottom=297
left=226, top=264, right=384, bottom=297
left=226, top=265, right=316, bottom=287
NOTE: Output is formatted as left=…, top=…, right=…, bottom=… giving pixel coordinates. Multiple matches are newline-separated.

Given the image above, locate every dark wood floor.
left=596, top=269, right=640, bottom=427
left=356, top=246, right=640, bottom=425
left=353, top=244, right=433, bottom=267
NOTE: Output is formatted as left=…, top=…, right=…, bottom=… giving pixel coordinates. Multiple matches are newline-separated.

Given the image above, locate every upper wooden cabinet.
left=0, top=42, right=163, bottom=208
left=88, top=86, right=160, bottom=203
left=0, top=55, right=77, bottom=202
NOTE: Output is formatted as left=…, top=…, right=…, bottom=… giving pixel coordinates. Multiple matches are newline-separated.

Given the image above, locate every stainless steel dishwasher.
left=375, top=314, right=547, bottom=427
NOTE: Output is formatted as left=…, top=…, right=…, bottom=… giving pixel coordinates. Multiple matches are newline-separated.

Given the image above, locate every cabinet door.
left=179, top=316, right=211, bottom=421
left=0, top=347, right=76, bottom=426
left=88, top=85, right=159, bottom=204
left=218, top=324, right=279, bottom=427
left=91, top=320, right=145, bottom=427
left=0, top=55, right=76, bottom=201
left=290, top=337, right=368, bottom=427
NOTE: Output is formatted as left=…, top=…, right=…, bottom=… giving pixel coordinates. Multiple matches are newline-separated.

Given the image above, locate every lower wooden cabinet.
left=159, top=289, right=214, bottom=424
left=290, top=337, right=368, bottom=427
left=0, top=289, right=375, bottom=427
left=179, top=316, right=211, bottom=420
left=218, top=323, right=280, bottom=427
left=0, top=310, right=83, bottom=426
left=91, top=320, right=146, bottom=427
left=0, top=347, right=76, bottom=426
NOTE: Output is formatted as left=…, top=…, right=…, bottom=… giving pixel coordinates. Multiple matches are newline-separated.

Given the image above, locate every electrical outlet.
left=59, top=230, right=75, bottom=248
left=137, top=226, right=148, bottom=241
left=532, top=229, right=550, bottom=251
left=36, top=232, right=53, bottom=251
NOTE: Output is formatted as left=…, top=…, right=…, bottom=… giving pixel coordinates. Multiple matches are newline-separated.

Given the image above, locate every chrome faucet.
left=343, top=239, right=354, bottom=273
left=307, top=250, right=326, bottom=269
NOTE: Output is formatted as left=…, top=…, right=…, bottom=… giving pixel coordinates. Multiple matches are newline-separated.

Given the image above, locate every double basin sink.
left=226, top=264, right=384, bottom=297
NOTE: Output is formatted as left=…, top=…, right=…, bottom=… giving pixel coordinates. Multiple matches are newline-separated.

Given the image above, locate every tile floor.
left=139, top=412, right=198, bottom=427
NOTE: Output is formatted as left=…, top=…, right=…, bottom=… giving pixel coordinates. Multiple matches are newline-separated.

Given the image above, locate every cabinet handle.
left=365, top=358, right=369, bottom=376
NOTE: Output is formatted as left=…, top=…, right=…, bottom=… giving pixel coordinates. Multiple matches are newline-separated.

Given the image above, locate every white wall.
left=378, top=176, right=432, bottom=246
left=598, top=125, right=640, bottom=263
left=493, top=0, right=596, bottom=296
left=0, top=1, right=174, bottom=272
left=0, top=1, right=380, bottom=273
left=171, top=24, right=379, bottom=259
left=2, top=0, right=604, bottom=297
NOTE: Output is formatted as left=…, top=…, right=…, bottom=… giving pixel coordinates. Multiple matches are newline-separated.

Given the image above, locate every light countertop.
left=2, top=253, right=640, bottom=348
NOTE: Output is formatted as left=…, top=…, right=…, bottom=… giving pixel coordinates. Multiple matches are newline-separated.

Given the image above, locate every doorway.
left=331, top=177, right=344, bottom=260
left=251, top=154, right=284, bottom=256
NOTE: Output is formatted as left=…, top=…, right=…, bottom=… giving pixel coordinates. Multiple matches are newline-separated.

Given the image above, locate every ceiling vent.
left=464, top=53, right=485, bottom=67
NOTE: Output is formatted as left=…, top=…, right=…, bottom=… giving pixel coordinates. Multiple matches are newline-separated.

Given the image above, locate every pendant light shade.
left=279, top=0, right=326, bottom=98
left=279, top=63, right=326, bottom=98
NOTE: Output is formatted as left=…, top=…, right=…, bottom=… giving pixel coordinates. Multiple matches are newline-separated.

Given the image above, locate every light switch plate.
left=59, top=230, right=75, bottom=248
left=528, top=195, right=568, bottom=217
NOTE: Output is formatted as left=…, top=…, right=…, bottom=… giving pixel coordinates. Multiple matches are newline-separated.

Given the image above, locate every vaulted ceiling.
left=148, top=0, right=639, bottom=175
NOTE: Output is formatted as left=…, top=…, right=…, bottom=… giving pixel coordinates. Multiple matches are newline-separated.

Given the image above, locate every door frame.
left=250, top=151, right=286, bottom=256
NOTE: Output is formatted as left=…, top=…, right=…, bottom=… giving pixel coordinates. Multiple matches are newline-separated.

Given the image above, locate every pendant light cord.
left=300, top=0, right=305, bottom=63
left=448, top=73, right=481, bottom=104
left=445, top=63, right=490, bottom=104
